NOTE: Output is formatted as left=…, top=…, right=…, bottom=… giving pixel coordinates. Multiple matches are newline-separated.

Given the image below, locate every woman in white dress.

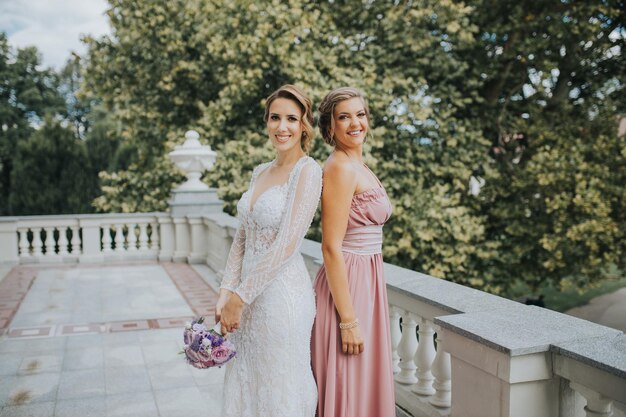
left=217, top=84, right=321, bottom=417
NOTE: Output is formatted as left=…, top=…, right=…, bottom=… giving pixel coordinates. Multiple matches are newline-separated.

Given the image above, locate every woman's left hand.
left=220, top=293, right=245, bottom=335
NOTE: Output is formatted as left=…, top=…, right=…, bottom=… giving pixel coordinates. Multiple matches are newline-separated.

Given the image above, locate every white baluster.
left=150, top=222, right=159, bottom=250
left=430, top=326, right=452, bottom=407
left=127, top=223, right=137, bottom=251
left=71, top=226, right=81, bottom=254
left=570, top=382, right=613, bottom=417
left=395, top=312, right=418, bottom=384
left=138, top=223, right=149, bottom=250
left=18, top=228, right=30, bottom=257
left=102, top=225, right=112, bottom=252
left=114, top=224, right=125, bottom=252
left=413, top=318, right=436, bottom=395
left=57, top=226, right=69, bottom=255
left=44, top=227, right=56, bottom=255
left=32, top=228, right=43, bottom=256
left=390, top=307, right=401, bottom=374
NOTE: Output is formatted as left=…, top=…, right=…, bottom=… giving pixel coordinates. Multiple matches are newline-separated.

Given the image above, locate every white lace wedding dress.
left=220, top=156, right=321, bottom=417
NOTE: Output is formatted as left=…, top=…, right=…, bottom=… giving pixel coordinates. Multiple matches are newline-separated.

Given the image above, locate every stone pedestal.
left=168, top=188, right=223, bottom=217
left=167, top=188, right=223, bottom=263
left=435, top=306, right=622, bottom=417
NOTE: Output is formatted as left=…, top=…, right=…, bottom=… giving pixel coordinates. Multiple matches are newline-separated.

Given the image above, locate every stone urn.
left=168, top=130, right=217, bottom=191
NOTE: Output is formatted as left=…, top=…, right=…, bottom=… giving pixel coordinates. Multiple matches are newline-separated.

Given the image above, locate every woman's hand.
left=340, top=324, right=364, bottom=355
left=214, top=289, right=232, bottom=324
left=219, top=293, right=245, bottom=335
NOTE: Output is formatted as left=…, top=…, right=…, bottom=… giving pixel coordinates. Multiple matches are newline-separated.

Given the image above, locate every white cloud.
left=0, top=0, right=111, bottom=69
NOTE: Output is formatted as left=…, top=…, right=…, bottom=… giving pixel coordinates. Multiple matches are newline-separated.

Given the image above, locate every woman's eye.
left=270, top=115, right=279, bottom=120
left=358, top=113, right=366, bottom=118
left=289, top=117, right=298, bottom=122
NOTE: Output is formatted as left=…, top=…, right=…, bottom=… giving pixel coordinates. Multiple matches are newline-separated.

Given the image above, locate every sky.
left=0, top=0, right=111, bottom=70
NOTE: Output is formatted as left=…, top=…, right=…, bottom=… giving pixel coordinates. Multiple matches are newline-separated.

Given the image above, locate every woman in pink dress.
left=311, top=87, right=395, bottom=417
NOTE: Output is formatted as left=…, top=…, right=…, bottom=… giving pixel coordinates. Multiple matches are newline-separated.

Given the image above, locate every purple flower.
left=182, top=316, right=236, bottom=369
left=190, top=334, right=203, bottom=351
left=211, top=345, right=233, bottom=364
left=208, top=331, right=223, bottom=347
left=183, top=329, right=192, bottom=345
left=192, top=323, right=206, bottom=332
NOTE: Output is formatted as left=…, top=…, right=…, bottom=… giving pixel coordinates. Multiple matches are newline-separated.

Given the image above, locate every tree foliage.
left=9, top=118, right=97, bottom=214
left=0, top=33, right=65, bottom=214
left=0, top=34, right=110, bottom=216
left=84, top=0, right=625, bottom=295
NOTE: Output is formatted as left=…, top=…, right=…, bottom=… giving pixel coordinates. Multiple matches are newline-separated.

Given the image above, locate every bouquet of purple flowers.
left=182, top=317, right=236, bottom=369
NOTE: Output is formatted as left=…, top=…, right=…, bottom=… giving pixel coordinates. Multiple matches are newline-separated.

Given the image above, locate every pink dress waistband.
left=341, top=225, right=383, bottom=255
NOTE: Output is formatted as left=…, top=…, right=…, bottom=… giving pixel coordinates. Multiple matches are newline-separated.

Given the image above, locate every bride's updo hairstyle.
left=317, top=87, right=371, bottom=147
left=263, top=84, right=315, bottom=152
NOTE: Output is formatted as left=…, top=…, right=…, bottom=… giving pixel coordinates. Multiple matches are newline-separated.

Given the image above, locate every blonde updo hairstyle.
left=317, top=87, right=371, bottom=147
left=263, top=84, right=315, bottom=152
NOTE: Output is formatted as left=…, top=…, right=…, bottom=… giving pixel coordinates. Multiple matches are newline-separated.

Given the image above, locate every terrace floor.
left=0, top=262, right=225, bottom=417
left=1, top=262, right=624, bottom=417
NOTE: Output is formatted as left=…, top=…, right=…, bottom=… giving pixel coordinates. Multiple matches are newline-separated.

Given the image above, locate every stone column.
left=172, top=217, right=190, bottom=263
left=157, top=217, right=174, bottom=261
left=187, top=216, right=207, bottom=264
left=79, top=218, right=104, bottom=263
left=0, top=218, right=19, bottom=264
left=203, top=213, right=237, bottom=275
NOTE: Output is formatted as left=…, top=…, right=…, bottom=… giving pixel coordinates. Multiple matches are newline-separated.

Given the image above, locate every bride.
left=217, top=84, right=321, bottom=417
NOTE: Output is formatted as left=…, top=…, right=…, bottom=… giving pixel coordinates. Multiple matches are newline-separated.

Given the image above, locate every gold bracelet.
left=339, top=319, right=359, bottom=330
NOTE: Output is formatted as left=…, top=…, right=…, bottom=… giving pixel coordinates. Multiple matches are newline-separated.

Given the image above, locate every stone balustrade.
left=0, top=212, right=624, bottom=417
left=0, top=213, right=164, bottom=263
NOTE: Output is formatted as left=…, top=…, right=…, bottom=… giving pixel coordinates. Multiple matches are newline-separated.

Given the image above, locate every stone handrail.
left=1, top=212, right=624, bottom=417
left=0, top=213, right=166, bottom=263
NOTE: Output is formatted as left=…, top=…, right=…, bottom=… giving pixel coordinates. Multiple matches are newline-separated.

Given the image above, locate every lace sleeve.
left=234, top=159, right=322, bottom=304
left=220, top=162, right=270, bottom=291
left=220, top=222, right=245, bottom=292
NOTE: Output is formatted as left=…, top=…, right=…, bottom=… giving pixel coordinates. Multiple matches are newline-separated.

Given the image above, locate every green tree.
left=9, top=118, right=97, bottom=214
left=459, top=0, right=626, bottom=293
left=83, top=0, right=625, bottom=295
left=0, top=33, right=65, bottom=214
left=58, top=53, right=95, bottom=139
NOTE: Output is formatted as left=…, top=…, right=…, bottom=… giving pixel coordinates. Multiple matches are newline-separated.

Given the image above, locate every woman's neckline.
left=248, top=155, right=308, bottom=211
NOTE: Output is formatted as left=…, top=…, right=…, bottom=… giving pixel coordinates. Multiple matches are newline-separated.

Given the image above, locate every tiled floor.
left=0, top=263, right=225, bottom=417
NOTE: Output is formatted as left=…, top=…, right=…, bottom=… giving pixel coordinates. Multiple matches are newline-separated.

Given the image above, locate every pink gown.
left=311, top=179, right=396, bottom=417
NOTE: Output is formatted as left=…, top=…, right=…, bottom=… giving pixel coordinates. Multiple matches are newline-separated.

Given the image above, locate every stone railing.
left=0, top=212, right=624, bottom=417
left=0, top=213, right=165, bottom=263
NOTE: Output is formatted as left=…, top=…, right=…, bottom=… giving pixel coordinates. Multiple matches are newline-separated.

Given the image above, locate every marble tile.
left=147, top=360, right=193, bottom=391
left=18, top=354, right=63, bottom=375
left=105, top=392, right=158, bottom=417
left=54, top=396, right=106, bottom=417
left=137, top=328, right=181, bottom=344
left=101, top=332, right=139, bottom=347
left=64, top=334, right=103, bottom=350
left=4, top=372, right=60, bottom=405
left=104, top=365, right=151, bottom=395
left=189, top=366, right=225, bottom=387
left=56, top=369, right=105, bottom=400
left=62, top=346, right=103, bottom=371
left=0, top=337, right=66, bottom=356
left=154, top=386, right=210, bottom=417
left=103, top=345, right=144, bottom=368
left=0, top=401, right=55, bottom=417
left=0, top=353, right=23, bottom=376
left=142, top=340, right=182, bottom=366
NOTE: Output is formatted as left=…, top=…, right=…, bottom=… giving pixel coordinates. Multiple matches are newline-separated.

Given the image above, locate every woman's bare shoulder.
left=323, top=153, right=357, bottom=186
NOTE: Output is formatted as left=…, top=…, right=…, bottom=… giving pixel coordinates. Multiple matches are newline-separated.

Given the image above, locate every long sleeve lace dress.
left=219, top=156, right=321, bottom=417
